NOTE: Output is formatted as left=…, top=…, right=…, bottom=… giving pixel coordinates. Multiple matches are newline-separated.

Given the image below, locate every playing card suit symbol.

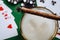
left=0, top=6, right=4, bottom=11
left=40, top=0, right=45, bottom=3
left=7, top=24, right=12, bottom=29
left=2, top=13, right=4, bottom=15
left=4, top=14, right=8, bottom=16
left=52, top=1, right=56, bottom=5
left=5, top=17, right=7, bottom=20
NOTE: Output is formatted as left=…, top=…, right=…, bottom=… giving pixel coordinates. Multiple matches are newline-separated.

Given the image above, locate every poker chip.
left=7, top=0, right=35, bottom=5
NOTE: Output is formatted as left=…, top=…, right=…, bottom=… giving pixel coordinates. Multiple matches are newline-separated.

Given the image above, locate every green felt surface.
left=3, top=0, right=60, bottom=40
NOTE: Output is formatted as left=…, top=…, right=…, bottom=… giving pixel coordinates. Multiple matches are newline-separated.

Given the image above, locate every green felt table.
left=3, top=0, right=60, bottom=40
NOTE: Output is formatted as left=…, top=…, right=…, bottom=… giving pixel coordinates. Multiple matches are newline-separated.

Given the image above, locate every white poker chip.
left=14, top=1, right=17, bottom=4
left=8, top=0, right=10, bottom=2
left=30, top=1, right=33, bottom=4
left=21, top=3, right=24, bottom=6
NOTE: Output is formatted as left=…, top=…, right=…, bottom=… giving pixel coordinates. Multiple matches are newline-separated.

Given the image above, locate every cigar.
left=17, top=7, right=60, bottom=20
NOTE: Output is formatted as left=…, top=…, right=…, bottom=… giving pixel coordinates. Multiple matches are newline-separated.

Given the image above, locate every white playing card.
left=0, top=1, right=14, bottom=20
left=36, top=0, right=60, bottom=15
left=0, top=1, right=12, bottom=13
left=0, top=19, right=18, bottom=39
left=0, top=1, right=18, bottom=39
left=0, top=14, right=18, bottom=39
left=0, top=11, right=17, bottom=29
left=0, top=1, right=17, bottom=29
left=0, top=27, right=18, bottom=39
left=0, top=13, right=17, bottom=29
left=44, top=0, right=60, bottom=14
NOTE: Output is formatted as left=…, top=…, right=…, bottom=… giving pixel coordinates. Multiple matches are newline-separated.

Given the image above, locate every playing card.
left=45, top=0, right=60, bottom=14
left=0, top=1, right=17, bottom=29
left=0, top=11, right=17, bottom=29
left=0, top=1, right=12, bottom=13
left=0, top=1, right=14, bottom=20
left=0, top=11, right=18, bottom=39
left=0, top=13, right=17, bottom=29
left=0, top=27, right=18, bottom=39
left=36, top=0, right=60, bottom=15
left=0, top=0, right=18, bottom=39
left=0, top=19, right=18, bottom=39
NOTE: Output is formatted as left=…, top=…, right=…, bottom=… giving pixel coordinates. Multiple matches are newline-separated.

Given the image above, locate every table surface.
left=3, top=0, right=60, bottom=40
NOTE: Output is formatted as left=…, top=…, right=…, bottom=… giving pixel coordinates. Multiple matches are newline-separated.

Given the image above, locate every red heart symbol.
left=5, top=14, right=8, bottom=16
left=7, top=24, right=12, bottom=29
left=0, top=6, right=4, bottom=11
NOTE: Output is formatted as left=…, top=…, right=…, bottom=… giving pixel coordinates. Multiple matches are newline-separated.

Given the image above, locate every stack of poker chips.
left=7, top=0, right=36, bottom=8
